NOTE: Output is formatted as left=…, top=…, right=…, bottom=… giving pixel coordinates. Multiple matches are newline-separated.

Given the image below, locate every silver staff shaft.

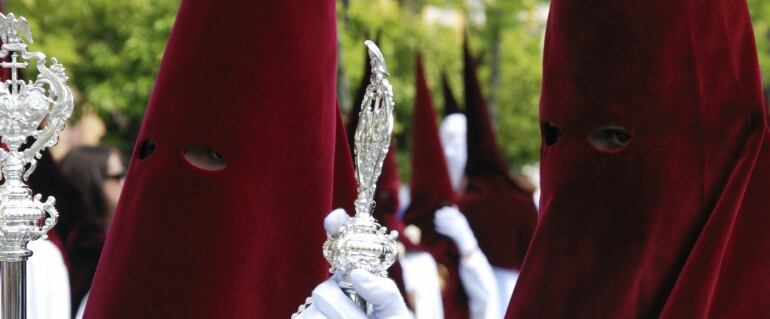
left=2, top=259, right=28, bottom=319
left=341, top=281, right=372, bottom=315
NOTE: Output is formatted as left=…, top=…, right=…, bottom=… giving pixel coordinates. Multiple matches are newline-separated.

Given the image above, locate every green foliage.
left=750, top=0, right=770, bottom=86
left=8, top=0, right=180, bottom=150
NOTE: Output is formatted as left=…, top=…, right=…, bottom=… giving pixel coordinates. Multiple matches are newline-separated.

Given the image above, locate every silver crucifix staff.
left=0, top=13, right=73, bottom=319
left=322, top=40, right=399, bottom=314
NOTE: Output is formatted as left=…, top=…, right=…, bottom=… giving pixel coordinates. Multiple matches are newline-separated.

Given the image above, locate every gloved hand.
left=434, top=206, right=478, bottom=255
left=297, top=209, right=410, bottom=319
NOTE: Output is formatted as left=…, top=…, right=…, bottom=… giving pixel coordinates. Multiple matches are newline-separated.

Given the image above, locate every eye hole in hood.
left=183, top=145, right=226, bottom=171
left=138, top=139, right=156, bottom=159
left=542, top=122, right=562, bottom=146
left=589, top=126, right=631, bottom=152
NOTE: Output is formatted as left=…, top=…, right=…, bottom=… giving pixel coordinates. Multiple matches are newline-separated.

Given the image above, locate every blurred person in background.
left=29, top=151, right=109, bottom=318
left=61, top=145, right=125, bottom=230
left=59, top=145, right=125, bottom=316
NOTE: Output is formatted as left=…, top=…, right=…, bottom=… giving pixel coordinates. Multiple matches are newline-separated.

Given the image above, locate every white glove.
left=434, top=206, right=478, bottom=255
left=298, top=209, right=410, bottom=319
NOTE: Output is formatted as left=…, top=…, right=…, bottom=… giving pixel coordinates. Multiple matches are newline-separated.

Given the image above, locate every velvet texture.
left=84, top=0, right=337, bottom=317
left=27, top=151, right=105, bottom=316
left=442, top=72, right=461, bottom=117
left=507, top=0, right=770, bottom=318
left=402, top=54, right=468, bottom=319
left=459, top=44, right=537, bottom=270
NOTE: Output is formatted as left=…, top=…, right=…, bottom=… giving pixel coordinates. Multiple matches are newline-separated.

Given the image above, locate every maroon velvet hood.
left=459, top=44, right=538, bottom=270
left=85, top=0, right=337, bottom=317
left=507, top=0, right=770, bottom=317
left=442, top=72, right=462, bottom=117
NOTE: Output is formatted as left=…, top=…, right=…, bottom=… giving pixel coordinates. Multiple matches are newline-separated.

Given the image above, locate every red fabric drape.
left=507, top=0, right=770, bottom=317
left=84, top=0, right=337, bottom=317
left=402, top=54, right=468, bottom=319
left=459, top=44, right=538, bottom=270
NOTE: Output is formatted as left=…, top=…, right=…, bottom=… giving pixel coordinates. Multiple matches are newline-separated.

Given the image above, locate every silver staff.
left=323, top=40, right=398, bottom=314
left=0, top=13, right=73, bottom=319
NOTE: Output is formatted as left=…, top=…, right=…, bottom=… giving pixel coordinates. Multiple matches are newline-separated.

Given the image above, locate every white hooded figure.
left=437, top=113, right=500, bottom=319
left=0, top=239, right=71, bottom=319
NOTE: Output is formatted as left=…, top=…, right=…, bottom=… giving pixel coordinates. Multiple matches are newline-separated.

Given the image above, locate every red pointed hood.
left=462, top=42, right=513, bottom=180
left=85, top=0, right=337, bottom=317
left=508, top=0, right=770, bottom=317
left=402, top=54, right=469, bottom=318
left=459, top=43, right=538, bottom=270
left=441, top=72, right=461, bottom=117
left=402, top=54, right=457, bottom=235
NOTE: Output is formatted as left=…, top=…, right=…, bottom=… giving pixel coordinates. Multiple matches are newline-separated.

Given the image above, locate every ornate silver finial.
left=0, top=12, right=73, bottom=263
left=322, top=41, right=398, bottom=314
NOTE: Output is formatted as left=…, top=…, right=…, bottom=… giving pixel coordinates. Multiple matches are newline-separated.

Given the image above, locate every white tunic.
left=458, top=249, right=500, bottom=319
left=492, top=267, right=519, bottom=315
left=401, top=252, right=443, bottom=319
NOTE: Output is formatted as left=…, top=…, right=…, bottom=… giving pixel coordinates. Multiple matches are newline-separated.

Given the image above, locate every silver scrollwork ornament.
left=0, top=12, right=73, bottom=262
left=322, top=41, right=399, bottom=315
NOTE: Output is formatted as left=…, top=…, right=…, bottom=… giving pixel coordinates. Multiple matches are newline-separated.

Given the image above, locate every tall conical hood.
left=85, top=0, right=338, bottom=317
left=459, top=43, right=538, bottom=270
left=507, top=0, right=770, bottom=317
left=402, top=54, right=457, bottom=232
left=442, top=72, right=461, bottom=117
left=403, top=53, right=469, bottom=319
left=462, top=43, right=512, bottom=179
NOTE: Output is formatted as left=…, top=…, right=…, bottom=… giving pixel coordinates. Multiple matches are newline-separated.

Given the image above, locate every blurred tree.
left=750, top=0, right=770, bottom=88
left=8, top=0, right=179, bottom=151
